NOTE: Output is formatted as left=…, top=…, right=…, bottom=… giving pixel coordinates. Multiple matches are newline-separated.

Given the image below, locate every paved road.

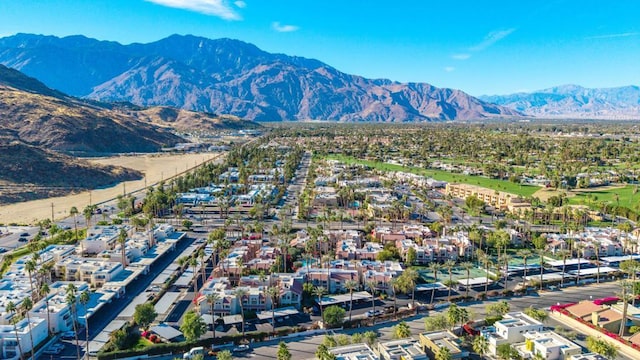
left=235, top=282, right=630, bottom=360
left=37, top=235, right=198, bottom=360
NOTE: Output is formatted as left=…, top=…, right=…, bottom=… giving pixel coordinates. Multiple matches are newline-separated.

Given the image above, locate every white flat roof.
left=155, top=292, right=181, bottom=315
left=318, top=291, right=371, bottom=306
left=416, top=282, right=448, bottom=291
left=601, top=255, right=640, bottom=264
left=223, top=314, right=243, bottom=324
left=150, top=323, right=183, bottom=340
left=174, top=269, right=196, bottom=287
left=547, top=258, right=590, bottom=267
left=524, top=273, right=574, bottom=281
left=457, top=277, right=493, bottom=286
left=256, top=306, right=299, bottom=320
left=119, top=292, right=149, bottom=318
left=569, top=267, right=618, bottom=276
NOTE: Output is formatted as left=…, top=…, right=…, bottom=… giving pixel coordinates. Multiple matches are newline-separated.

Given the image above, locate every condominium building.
left=419, top=330, right=469, bottom=359
left=377, top=338, right=427, bottom=360
left=514, top=331, right=581, bottom=360
left=329, top=344, right=379, bottom=360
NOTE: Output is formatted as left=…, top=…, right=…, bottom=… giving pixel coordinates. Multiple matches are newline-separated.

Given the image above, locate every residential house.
left=377, top=338, right=427, bottom=360
left=419, top=330, right=469, bottom=359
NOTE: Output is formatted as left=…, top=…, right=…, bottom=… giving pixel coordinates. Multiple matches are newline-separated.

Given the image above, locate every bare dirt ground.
left=0, top=152, right=222, bottom=225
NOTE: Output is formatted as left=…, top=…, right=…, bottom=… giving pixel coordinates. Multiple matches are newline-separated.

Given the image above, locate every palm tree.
left=206, top=292, right=221, bottom=339
left=444, top=260, right=456, bottom=301
left=403, top=268, right=419, bottom=309
left=592, top=241, right=601, bottom=284
left=537, top=249, right=547, bottom=291
left=365, top=280, right=377, bottom=322
left=557, top=249, right=570, bottom=288
left=344, top=280, right=358, bottom=322
left=79, top=291, right=90, bottom=360
left=70, top=206, right=79, bottom=240
left=575, top=243, right=585, bottom=286
left=393, top=321, right=411, bottom=339
left=234, top=288, right=248, bottom=338
left=266, top=286, right=280, bottom=336
left=498, top=254, right=511, bottom=293
left=618, top=280, right=634, bottom=336
left=22, top=297, right=36, bottom=360
left=321, top=254, right=333, bottom=291
left=517, top=249, right=532, bottom=291
left=6, top=301, right=24, bottom=360
left=66, top=284, right=81, bottom=360
left=83, top=205, right=95, bottom=230
left=24, top=259, right=36, bottom=301
left=472, top=335, right=488, bottom=356
left=313, top=286, right=327, bottom=324
left=460, top=262, right=473, bottom=299
left=198, top=249, right=207, bottom=288
left=40, top=283, right=52, bottom=336
left=390, top=278, right=400, bottom=320
left=428, top=262, right=441, bottom=305
left=118, top=228, right=128, bottom=268
left=191, top=257, right=200, bottom=297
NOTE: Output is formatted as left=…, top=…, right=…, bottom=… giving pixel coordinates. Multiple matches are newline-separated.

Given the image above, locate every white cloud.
left=469, top=28, right=516, bottom=52
left=272, top=22, right=299, bottom=33
left=452, top=53, right=471, bottom=60
left=444, top=66, right=455, bottom=72
left=234, top=1, right=246, bottom=8
left=146, top=0, right=241, bottom=20
left=586, top=32, right=638, bottom=40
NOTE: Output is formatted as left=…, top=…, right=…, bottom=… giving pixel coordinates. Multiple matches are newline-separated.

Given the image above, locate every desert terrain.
left=0, top=152, right=223, bottom=225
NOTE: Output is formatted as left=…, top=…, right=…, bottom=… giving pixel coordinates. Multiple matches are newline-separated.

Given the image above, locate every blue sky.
left=1, top=0, right=639, bottom=95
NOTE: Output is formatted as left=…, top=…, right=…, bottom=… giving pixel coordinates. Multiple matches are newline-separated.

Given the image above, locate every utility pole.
left=123, top=182, right=126, bottom=196
left=51, top=203, right=54, bottom=222
left=89, top=191, right=92, bottom=206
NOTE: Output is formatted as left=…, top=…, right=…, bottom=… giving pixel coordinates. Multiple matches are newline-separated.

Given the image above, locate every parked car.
left=43, top=343, right=65, bottom=355
left=366, top=310, right=383, bottom=317
left=183, top=346, right=205, bottom=359
left=18, top=237, right=28, bottom=242
left=0, top=247, right=7, bottom=253
left=232, top=344, right=250, bottom=353
left=61, top=331, right=76, bottom=340
left=20, top=232, right=29, bottom=237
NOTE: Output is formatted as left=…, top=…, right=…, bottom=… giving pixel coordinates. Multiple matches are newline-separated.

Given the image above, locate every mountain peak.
left=0, top=33, right=519, bottom=122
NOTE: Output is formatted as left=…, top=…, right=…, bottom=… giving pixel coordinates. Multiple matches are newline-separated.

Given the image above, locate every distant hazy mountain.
left=480, top=85, right=640, bottom=119
left=0, top=33, right=519, bottom=122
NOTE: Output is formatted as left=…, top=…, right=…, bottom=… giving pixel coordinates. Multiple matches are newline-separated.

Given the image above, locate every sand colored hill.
left=0, top=152, right=223, bottom=225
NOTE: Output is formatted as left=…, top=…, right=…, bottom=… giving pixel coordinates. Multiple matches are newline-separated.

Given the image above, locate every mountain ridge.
left=480, top=84, right=640, bottom=119
left=0, top=33, right=520, bottom=122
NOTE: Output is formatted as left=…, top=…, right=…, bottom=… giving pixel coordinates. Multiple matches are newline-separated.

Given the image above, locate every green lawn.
left=133, top=337, right=153, bottom=350
left=568, top=185, right=639, bottom=208
left=326, top=154, right=539, bottom=197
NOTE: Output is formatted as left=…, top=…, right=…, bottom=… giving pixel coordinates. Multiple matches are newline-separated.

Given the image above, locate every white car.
left=233, top=344, right=250, bottom=353
left=366, top=310, right=383, bottom=317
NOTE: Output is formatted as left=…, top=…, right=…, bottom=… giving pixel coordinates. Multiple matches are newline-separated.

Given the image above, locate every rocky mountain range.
left=0, top=33, right=519, bottom=122
left=480, top=84, right=640, bottom=119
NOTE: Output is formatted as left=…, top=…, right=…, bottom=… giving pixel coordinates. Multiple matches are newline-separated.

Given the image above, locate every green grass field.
left=326, top=154, right=539, bottom=197
left=568, top=185, right=639, bottom=208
